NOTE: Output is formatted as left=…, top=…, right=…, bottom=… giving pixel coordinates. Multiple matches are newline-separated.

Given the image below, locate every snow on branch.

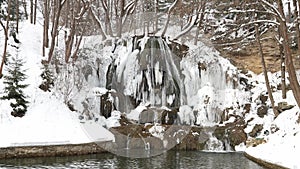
left=240, top=19, right=280, bottom=27
left=173, top=14, right=199, bottom=40
left=260, top=0, right=284, bottom=21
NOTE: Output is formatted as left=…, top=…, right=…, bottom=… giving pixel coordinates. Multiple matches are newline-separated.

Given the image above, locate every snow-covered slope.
left=243, top=72, right=300, bottom=168
left=246, top=107, right=300, bottom=168
left=0, top=21, right=114, bottom=148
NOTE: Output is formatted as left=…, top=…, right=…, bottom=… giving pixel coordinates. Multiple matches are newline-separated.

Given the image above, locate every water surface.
left=0, top=151, right=265, bottom=169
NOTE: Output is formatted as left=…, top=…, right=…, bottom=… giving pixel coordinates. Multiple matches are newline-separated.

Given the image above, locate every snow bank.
left=246, top=108, right=300, bottom=169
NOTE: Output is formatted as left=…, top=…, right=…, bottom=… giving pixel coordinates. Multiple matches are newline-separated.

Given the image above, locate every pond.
left=0, top=151, right=265, bottom=169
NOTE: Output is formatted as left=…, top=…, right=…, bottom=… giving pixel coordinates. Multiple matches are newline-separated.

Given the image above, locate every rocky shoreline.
left=244, top=152, right=288, bottom=169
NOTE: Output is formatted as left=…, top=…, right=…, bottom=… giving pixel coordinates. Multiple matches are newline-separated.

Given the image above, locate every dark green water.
left=0, top=151, right=264, bottom=169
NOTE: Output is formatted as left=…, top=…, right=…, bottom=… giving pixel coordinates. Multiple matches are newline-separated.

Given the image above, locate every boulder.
left=228, top=128, right=247, bottom=147
left=257, top=105, right=268, bottom=118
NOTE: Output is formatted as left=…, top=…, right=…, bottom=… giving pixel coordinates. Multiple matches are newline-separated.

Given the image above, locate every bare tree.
left=64, top=0, right=90, bottom=63
left=255, top=24, right=278, bottom=117
left=34, top=0, right=38, bottom=24
left=277, top=29, right=287, bottom=99
left=160, top=0, right=179, bottom=37
left=16, top=0, right=20, bottom=33
left=30, top=0, right=33, bottom=23
left=42, top=0, right=50, bottom=57
left=194, top=0, right=207, bottom=45
left=47, top=0, right=67, bottom=63
left=89, top=6, right=107, bottom=40
left=22, top=0, right=28, bottom=19
left=0, top=0, right=12, bottom=78
left=293, top=0, right=300, bottom=54
left=277, top=0, right=300, bottom=107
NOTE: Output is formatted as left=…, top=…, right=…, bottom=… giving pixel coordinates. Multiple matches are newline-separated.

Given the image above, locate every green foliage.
left=39, top=63, right=54, bottom=92
left=1, top=56, right=29, bottom=117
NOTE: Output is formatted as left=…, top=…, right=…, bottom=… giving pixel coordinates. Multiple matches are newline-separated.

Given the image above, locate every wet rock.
left=175, top=128, right=207, bottom=150
left=249, top=124, right=263, bottom=137
left=257, top=105, right=268, bottom=118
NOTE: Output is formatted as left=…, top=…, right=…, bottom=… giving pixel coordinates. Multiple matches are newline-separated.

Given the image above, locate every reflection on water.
left=0, top=151, right=265, bottom=169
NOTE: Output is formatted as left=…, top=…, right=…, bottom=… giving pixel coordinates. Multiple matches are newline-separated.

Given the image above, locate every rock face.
left=257, top=105, right=268, bottom=118
left=111, top=124, right=211, bottom=151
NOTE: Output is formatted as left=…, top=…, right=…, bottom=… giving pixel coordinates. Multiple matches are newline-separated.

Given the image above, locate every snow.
left=149, top=124, right=165, bottom=140
left=0, top=21, right=114, bottom=148
left=246, top=108, right=300, bottom=169
left=1, top=3, right=300, bottom=168
left=127, top=105, right=147, bottom=121
left=244, top=70, right=300, bottom=168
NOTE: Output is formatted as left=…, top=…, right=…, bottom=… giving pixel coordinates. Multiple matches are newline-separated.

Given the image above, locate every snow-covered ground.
left=0, top=21, right=114, bottom=148
left=246, top=107, right=300, bottom=169
left=244, top=72, right=300, bottom=168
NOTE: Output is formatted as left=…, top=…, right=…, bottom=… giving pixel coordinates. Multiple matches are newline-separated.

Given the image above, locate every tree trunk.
left=48, top=0, right=66, bottom=63
left=194, top=0, right=207, bottom=45
left=278, top=0, right=300, bottom=108
left=16, top=0, right=19, bottom=33
left=34, top=0, right=38, bottom=24
left=101, top=0, right=113, bottom=36
left=89, top=8, right=107, bottom=40
left=293, top=0, right=300, bottom=54
left=161, top=0, right=179, bottom=37
left=30, top=0, right=33, bottom=24
left=117, top=0, right=125, bottom=37
left=255, top=25, right=279, bottom=117
left=278, top=28, right=287, bottom=99
left=0, top=0, right=11, bottom=78
left=22, top=0, right=28, bottom=19
left=43, top=0, right=50, bottom=57
left=287, top=1, right=291, bottom=23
